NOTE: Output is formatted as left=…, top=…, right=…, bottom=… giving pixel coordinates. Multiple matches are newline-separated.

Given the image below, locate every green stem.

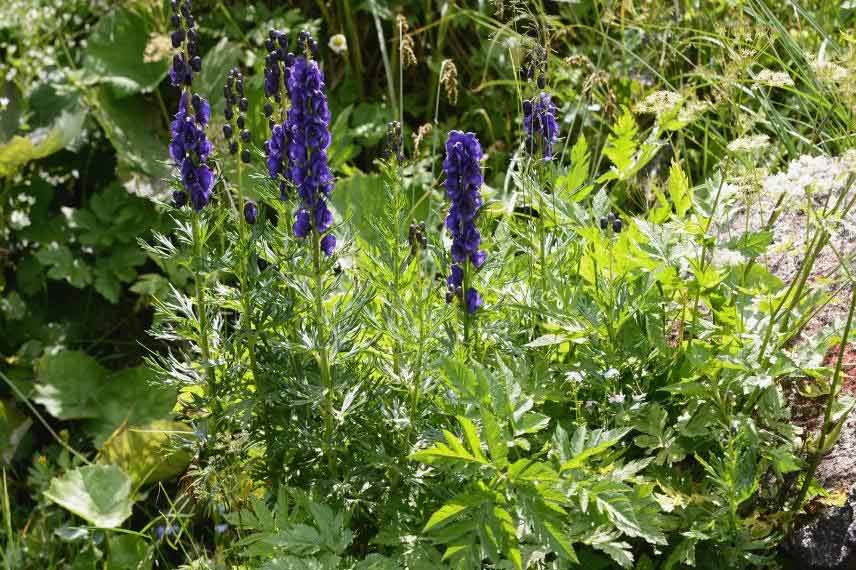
left=311, top=226, right=336, bottom=477
left=192, top=213, right=218, bottom=439
left=792, top=285, right=856, bottom=514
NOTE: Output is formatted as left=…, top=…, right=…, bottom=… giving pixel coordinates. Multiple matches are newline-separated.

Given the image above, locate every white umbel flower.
left=754, top=68, right=794, bottom=88
left=328, top=34, right=347, bottom=55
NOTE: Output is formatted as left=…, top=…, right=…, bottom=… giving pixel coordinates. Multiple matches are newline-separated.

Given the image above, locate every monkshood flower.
left=286, top=44, right=336, bottom=256
left=244, top=201, right=258, bottom=225
left=263, top=29, right=294, bottom=200
left=169, top=0, right=200, bottom=87
left=523, top=92, right=559, bottom=160
left=443, top=130, right=486, bottom=314
left=170, top=92, right=214, bottom=211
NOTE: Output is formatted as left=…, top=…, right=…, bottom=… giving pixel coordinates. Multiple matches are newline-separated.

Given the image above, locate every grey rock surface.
left=787, top=484, right=856, bottom=569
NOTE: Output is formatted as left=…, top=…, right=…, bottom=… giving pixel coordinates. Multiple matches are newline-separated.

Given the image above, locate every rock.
left=787, top=483, right=856, bottom=569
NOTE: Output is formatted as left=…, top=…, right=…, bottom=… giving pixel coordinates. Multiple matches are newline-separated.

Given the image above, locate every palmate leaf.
left=409, top=430, right=490, bottom=467
left=44, top=465, right=134, bottom=528
left=100, top=419, right=192, bottom=485
left=0, top=107, right=87, bottom=177
left=83, top=7, right=169, bottom=97
left=561, top=426, right=630, bottom=471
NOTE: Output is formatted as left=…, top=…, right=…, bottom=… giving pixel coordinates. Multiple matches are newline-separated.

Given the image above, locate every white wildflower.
left=10, top=210, right=31, bottom=229
left=604, top=368, right=620, bottom=380
left=811, top=58, right=847, bottom=82
left=565, top=371, right=585, bottom=384
left=754, top=69, right=794, bottom=88
left=711, top=248, right=746, bottom=267
left=607, top=393, right=626, bottom=405
left=143, top=33, right=172, bottom=64
left=0, top=97, right=8, bottom=110
left=763, top=154, right=848, bottom=201
left=727, top=134, right=770, bottom=153
left=328, top=34, right=347, bottom=55
left=635, top=90, right=682, bottom=116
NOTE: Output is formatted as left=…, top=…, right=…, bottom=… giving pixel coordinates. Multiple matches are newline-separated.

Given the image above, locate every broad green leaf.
left=196, top=38, right=243, bottom=112
left=667, top=162, right=691, bottom=217
left=34, top=351, right=108, bottom=419
left=100, top=420, right=192, bottom=485
left=524, top=334, right=568, bottom=348
left=84, top=366, right=177, bottom=447
left=0, top=108, right=86, bottom=177
left=108, top=534, right=151, bottom=570
left=92, top=88, right=169, bottom=181
left=481, top=410, right=508, bottom=467
left=44, top=465, right=134, bottom=528
left=507, top=459, right=559, bottom=484
left=83, top=7, right=169, bottom=97
left=602, top=108, right=638, bottom=174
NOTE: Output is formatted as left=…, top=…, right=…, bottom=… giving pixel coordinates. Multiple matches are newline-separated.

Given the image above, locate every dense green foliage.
left=2, top=0, right=856, bottom=568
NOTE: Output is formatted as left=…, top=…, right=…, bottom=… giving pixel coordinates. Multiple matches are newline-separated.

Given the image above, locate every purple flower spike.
left=282, top=42, right=336, bottom=254
left=523, top=92, right=559, bottom=160
left=443, top=130, right=486, bottom=313
left=170, top=92, right=214, bottom=211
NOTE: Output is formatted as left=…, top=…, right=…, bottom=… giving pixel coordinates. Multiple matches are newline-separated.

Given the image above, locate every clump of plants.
left=3, top=0, right=856, bottom=569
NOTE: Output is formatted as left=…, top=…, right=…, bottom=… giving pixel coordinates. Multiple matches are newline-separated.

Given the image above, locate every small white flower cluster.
left=328, top=34, right=348, bottom=56
left=38, top=167, right=78, bottom=187
left=727, top=134, right=770, bottom=153
left=754, top=68, right=794, bottom=88
left=635, top=90, right=682, bottom=116
left=811, top=58, right=848, bottom=82
left=763, top=153, right=850, bottom=201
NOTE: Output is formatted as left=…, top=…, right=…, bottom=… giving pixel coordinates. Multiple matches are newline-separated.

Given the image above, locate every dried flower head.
left=397, top=15, right=417, bottom=68
left=412, top=123, right=433, bottom=156
left=440, top=59, right=458, bottom=105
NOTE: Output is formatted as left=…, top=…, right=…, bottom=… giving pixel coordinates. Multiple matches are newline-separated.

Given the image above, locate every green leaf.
left=423, top=492, right=485, bottom=532
left=44, top=465, right=134, bottom=528
left=108, top=534, right=151, bottom=570
left=35, top=244, right=92, bottom=289
left=561, top=427, right=630, bottom=471
left=0, top=107, right=86, bottom=177
left=507, top=459, right=559, bottom=484
left=667, top=161, right=692, bottom=217
left=726, top=231, right=774, bottom=258
left=34, top=351, right=108, bottom=419
left=196, top=38, right=243, bottom=112
left=557, top=135, right=590, bottom=202
left=91, top=88, right=169, bottom=180
left=100, top=420, right=192, bottom=485
left=602, top=108, right=638, bottom=174
left=83, top=7, right=169, bottom=97
left=456, top=416, right=487, bottom=463
left=409, top=432, right=489, bottom=467
left=84, top=366, right=177, bottom=447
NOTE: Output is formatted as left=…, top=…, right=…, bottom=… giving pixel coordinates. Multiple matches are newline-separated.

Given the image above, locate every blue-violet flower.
left=523, top=92, right=559, bottom=160
left=443, top=130, right=486, bottom=313
left=170, top=92, right=214, bottom=211
left=286, top=46, right=335, bottom=256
